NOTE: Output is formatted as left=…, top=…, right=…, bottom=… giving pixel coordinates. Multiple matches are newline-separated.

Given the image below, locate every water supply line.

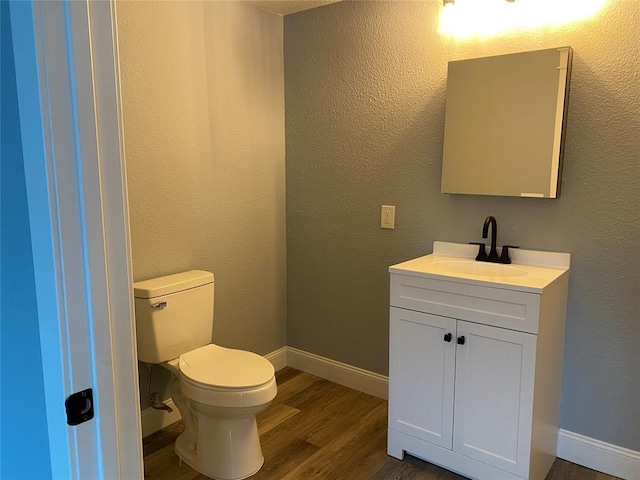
left=146, top=363, right=173, bottom=412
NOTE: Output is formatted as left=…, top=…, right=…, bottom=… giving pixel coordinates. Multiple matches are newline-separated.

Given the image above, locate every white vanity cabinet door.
left=453, top=320, right=537, bottom=477
left=389, top=307, right=457, bottom=449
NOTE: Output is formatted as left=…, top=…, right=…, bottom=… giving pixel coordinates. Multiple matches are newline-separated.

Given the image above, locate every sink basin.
left=389, top=242, right=571, bottom=293
left=429, top=260, right=528, bottom=278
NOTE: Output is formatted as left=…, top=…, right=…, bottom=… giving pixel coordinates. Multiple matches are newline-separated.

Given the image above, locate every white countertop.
left=389, top=242, right=570, bottom=294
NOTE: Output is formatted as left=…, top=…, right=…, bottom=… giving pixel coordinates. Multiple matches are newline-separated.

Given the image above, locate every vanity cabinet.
left=388, top=244, right=570, bottom=480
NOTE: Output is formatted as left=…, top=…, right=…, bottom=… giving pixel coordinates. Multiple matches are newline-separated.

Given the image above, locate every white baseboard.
left=286, top=346, right=389, bottom=400
left=557, top=429, right=640, bottom=480
left=280, top=348, right=640, bottom=479
left=141, top=399, right=181, bottom=438
left=264, top=346, right=288, bottom=372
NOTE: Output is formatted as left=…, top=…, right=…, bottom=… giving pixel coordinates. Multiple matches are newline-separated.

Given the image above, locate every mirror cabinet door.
left=441, top=47, right=572, bottom=198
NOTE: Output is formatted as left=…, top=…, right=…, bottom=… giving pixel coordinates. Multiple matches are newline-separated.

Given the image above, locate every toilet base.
left=174, top=412, right=266, bottom=480
left=160, top=362, right=275, bottom=480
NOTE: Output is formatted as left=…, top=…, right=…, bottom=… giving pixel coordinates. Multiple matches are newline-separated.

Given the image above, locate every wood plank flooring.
left=143, top=368, right=620, bottom=480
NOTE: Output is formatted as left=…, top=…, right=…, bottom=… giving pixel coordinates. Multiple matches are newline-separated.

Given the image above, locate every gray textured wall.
left=117, top=0, right=286, bottom=406
left=285, top=1, right=639, bottom=450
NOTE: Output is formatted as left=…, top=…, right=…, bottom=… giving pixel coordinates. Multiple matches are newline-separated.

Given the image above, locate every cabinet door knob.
left=444, top=333, right=452, bottom=342
left=457, top=335, right=466, bottom=345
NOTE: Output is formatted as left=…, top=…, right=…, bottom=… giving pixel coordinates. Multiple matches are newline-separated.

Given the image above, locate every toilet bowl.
left=162, top=344, right=276, bottom=480
left=133, top=271, right=277, bottom=480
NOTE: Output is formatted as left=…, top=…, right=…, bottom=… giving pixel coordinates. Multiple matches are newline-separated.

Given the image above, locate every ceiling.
left=243, top=0, right=342, bottom=16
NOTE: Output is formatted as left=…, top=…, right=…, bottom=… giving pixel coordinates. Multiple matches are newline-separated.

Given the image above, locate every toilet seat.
left=179, top=344, right=274, bottom=390
left=176, top=344, right=277, bottom=408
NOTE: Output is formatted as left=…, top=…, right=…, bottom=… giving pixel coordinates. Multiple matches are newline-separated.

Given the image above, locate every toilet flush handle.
left=151, top=301, right=167, bottom=309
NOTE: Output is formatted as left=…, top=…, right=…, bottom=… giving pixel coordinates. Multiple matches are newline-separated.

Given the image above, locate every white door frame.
left=11, top=1, right=142, bottom=478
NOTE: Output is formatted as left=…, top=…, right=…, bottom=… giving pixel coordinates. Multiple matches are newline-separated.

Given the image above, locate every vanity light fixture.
left=443, top=0, right=516, bottom=4
left=439, top=0, right=607, bottom=39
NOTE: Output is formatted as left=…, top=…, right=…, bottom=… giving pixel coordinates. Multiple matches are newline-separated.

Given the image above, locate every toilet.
left=133, top=270, right=277, bottom=480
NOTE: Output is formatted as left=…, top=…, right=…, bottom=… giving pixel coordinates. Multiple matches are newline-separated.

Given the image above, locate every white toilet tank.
left=134, top=270, right=214, bottom=364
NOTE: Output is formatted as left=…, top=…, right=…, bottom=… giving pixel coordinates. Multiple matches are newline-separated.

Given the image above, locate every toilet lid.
left=179, top=344, right=274, bottom=390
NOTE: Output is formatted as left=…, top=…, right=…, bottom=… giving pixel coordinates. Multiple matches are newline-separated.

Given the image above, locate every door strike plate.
left=65, top=388, right=94, bottom=426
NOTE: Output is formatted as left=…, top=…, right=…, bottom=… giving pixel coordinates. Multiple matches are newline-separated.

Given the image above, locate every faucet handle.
left=469, top=242, right=487, bottom=261
left=499, top=245, right=519, bottom=264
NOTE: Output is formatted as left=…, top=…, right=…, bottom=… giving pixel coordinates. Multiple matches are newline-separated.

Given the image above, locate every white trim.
left=264, top=346, right=288, bottom=372
left=286, top=347, right=389, bottom=400
left=68, top=1, right=127, bottom=476
left=557, top=429, right=640, bottom=480
left=141, top=400, right=182, bottom=438
left=85, top=0, right=144, bottom=477
left=282, top=349, right=640, bottom=480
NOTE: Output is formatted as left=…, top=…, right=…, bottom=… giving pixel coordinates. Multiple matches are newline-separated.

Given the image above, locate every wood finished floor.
left=143, top=368, right=620, bottom=480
